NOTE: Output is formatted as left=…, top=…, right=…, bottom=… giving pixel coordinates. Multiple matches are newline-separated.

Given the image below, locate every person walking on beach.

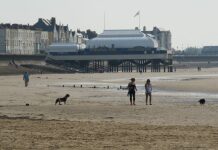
left=128, top=78, right=137, bottom=105
left=145, top=79, right=152, bottom=105
left=23, top=72, right=29, bottom=87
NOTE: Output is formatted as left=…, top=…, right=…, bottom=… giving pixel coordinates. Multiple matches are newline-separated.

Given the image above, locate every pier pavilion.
left=46, top=30, right=173, bottom=73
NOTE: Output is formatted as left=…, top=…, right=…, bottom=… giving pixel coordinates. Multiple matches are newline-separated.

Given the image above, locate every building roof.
left=202, top=46, right=218, bottom=51
left=33, top=17, right=69, bottom=32
left=41, top=19, right=51, bottom=26
left=87, top=29, right=158, bottom=49
left=98, top=29, right=144, bottom=38
left=0, top=23, right=36, bottom=30
left=156, top=27, right=166, bottom=32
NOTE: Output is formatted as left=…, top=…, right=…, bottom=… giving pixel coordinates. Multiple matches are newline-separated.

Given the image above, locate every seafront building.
left=142, top=26, right=172, bottom=51
left=0, top=17, right=171, bottom=55
left=46, top=29, right=173, bottom=73
left=87, top=29, right=158, bottom=49
left=33, top=17, right=85, bottom=45
left=0, top=24, right=49, bottom=54
left=201, top=46, right=218, bottom=55
left=33, top=17, right=70, bottom=44
left=0, top=17, right=85, bottom=55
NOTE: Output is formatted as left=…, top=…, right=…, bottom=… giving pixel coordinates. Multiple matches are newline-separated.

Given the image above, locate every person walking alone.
left=23, top=72, right=29, bottom=87
left=145, top=79, right=152, bottom=105
left=128, top=78, right=137, bottom=105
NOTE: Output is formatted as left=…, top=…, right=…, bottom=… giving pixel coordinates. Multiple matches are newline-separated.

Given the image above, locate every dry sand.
left=1, top=68, right=218, bottom=149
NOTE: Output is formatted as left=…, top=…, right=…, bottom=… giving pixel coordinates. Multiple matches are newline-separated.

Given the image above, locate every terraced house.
left=33, top=17, right=72, bottom=44
left=0, top=17, right=74, bottom=55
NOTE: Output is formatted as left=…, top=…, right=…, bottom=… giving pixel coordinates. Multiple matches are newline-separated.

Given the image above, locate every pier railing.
left=47, top=53, right=171, bottom=61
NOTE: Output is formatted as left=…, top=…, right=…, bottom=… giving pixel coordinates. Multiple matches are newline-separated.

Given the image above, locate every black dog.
left=199, top=99, right=206, bottom=105
left=55, top=94, right=70, bottom=105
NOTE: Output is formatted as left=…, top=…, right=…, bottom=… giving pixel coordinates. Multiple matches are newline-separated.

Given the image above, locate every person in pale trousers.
left=145, top=79, right=152, bottom=105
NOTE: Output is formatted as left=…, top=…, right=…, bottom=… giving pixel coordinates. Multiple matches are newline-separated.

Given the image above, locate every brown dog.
left=55, top=94, right=70, bottom=105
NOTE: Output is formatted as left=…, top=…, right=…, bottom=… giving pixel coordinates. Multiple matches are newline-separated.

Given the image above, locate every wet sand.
left=1, top=68, right=218, bottom=149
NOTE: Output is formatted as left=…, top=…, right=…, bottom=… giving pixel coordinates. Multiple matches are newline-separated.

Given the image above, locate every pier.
left=46, top=53, right=173, bottom=73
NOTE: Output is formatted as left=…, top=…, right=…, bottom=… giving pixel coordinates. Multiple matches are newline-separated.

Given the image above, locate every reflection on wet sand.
left=50, top=73, right=218, bottom=100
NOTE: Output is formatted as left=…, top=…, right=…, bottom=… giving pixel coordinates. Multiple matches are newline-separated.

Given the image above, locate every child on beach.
left=145, top=79, right=152, bottom=105
left=23, top=72, right=29, bottom=87
left=128, top=78, right=137, bottom=105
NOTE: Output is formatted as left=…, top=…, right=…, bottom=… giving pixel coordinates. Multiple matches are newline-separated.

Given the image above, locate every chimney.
left=143, top=26, right=146, bottom=32
left=51, top=17, right=56, bottom=25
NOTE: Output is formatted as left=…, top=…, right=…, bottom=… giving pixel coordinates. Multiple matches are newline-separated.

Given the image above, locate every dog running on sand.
left=55, top=94, right=70, bottom=105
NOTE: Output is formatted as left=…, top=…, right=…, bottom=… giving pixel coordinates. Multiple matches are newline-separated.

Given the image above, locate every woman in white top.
left=145, top=79, right=152, bottom=105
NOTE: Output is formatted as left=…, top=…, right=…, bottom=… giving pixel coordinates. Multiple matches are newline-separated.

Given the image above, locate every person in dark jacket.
left=128, top=78, right=137, bottom=105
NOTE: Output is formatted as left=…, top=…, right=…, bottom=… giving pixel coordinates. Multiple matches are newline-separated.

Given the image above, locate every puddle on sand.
left=51, top=73, right=218, bottom=100
left=103, top=74, right=218, bottom=82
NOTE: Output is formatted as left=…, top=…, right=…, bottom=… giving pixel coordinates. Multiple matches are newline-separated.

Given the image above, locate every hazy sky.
left=0, top=0, right=217, bottom=49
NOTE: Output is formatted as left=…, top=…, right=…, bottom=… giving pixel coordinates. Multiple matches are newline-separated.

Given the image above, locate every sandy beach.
left=1, top=68, right=218, bottom=149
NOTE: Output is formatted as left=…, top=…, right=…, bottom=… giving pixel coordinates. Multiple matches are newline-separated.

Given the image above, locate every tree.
left=77, top=29, right=87, bottom=37
left=75, top=29, right=98, bottom=39
left=86, top=29, right=97, bottom=39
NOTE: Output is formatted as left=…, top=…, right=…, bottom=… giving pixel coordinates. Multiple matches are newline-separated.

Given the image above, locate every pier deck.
left=46, top=53, right=173, bottom=73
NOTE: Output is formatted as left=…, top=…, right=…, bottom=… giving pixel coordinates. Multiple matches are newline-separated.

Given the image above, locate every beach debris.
left=47, top=84, right=128, bottom=91
left=119, top=86, right=128, bottom=90
left=25, top=103, right=30, bottom=106
left=105, top=117, right=114, bottom=119
left=198, top=99, right=206, bottom=105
